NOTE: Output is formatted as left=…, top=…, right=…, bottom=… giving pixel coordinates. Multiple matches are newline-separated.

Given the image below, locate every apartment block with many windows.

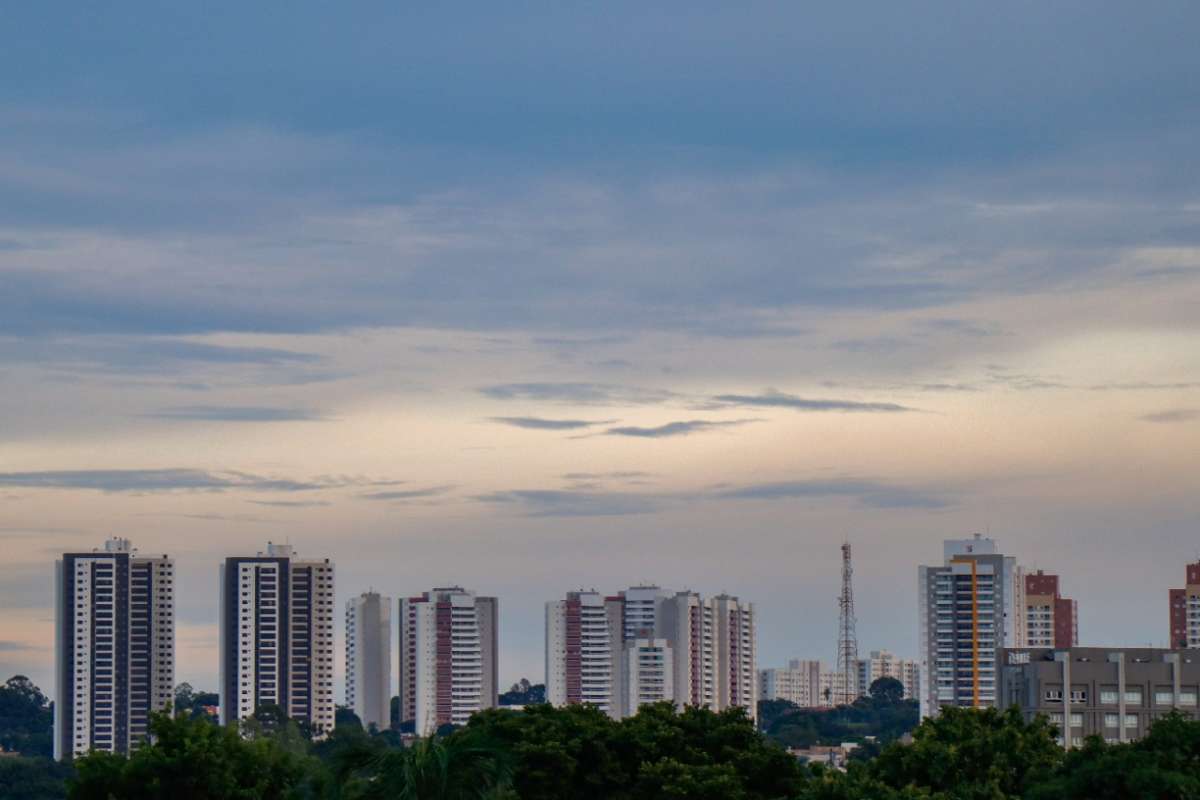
left=54, top=538, right=174, bottom=760
left=1168, top=562, right=1200, bottom=648
left=399, top=587, right=498, bottom=735
left=1023, top=570, right=1078, bottom=649
left=219, top=543, right=335, bottom=736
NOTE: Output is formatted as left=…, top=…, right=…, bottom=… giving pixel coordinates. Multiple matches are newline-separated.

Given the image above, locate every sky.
left=1, top=2, right=1199, bottom=700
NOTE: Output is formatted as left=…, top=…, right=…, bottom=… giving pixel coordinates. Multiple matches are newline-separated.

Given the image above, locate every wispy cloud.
left=489, top=416, right=615, bottom=431
left=145, top=406, right=327, bottom=422
left=0, top=641, right=33, bottom=652
left=717, top=479, right=951, bottom=509
left=360, top=485, right=455, bottom=501
left=0, top=469, right=390, bottom=493
left=710, top=390, right=914, bottom=413
left=248, top=499, right=333, bottom=508
left=474, top=490, right=661, bottom=517
left=1139, top=409, right=1199, bottom=424
left=479, top=382, right=676, bottom=405
left=603, top=419, right=757, bottom=438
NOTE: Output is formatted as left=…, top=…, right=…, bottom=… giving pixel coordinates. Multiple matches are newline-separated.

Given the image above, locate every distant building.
left=857, top=650, right=920, bottom=699
left=399, top=587, right=498, bottom=735
left=620, top=638, right=673, bottom=717
left=545, top=590, right=618, bottom=713
left=346, top=591, right=392, bottom=730
left=545, top=586, right=755, bottom=719
left=1168, top=563, right=1200, bottom=648
left=218, top=542, right=335, bottom=736
left=1023, top=570, right=1078, bottom=648
left=759, top=660, right=824, bottom=707
left=918, top=535, right=1020, bottom=717
left=1001, top=646, right=1200, bottom=748
left=54, top=538, right=174, bottom=760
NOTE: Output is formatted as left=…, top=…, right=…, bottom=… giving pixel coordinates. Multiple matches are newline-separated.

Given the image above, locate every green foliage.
left=0, top=756, right=72, bottom=800
left=869, top=677, right=906, bottom=703
left=869, top=705, right=1062, bottom=799
left=460, top=701, right=807, bottom=800
left=498, top=680, right=546, bottom=707
left=761, top=692, right=919, bottom=749
left=0, top=675, right=54, bottom=758
left=68, top=711, right=327, bottom=800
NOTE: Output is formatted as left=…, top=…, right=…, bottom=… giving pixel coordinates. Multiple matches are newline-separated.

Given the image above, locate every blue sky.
left=1, top=2, right=1199, bottom=696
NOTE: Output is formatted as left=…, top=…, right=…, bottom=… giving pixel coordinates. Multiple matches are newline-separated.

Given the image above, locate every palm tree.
left=334, top=733, right=513, bottom=800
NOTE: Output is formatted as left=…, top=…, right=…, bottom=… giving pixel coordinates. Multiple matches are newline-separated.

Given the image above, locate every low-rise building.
left=1000, top=647, right=1200, bottom=748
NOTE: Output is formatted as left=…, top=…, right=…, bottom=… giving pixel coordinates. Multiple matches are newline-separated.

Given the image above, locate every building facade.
left=918, top=535, right=1017, bottom=717
left=1001, top=647, right=1200, bottom=748
left=54, top=538, right=174, bottom=760
left=218, top=543, right=335, bottom=736
left=1024, top=570, right=1078, bottom=649
left=545, top=591, right=618, bottom=714
left=345, top=591, right=391, bottom=731
left=546, top=586, right=755, bottom=720
left=759, top=660, right=825, bottom=707
left=1168, top=562, right=1200, bottom=648
left=399, top=587, right=498, bottom=735
left=857, top=650, right=920, bottom=700
left=620, top=638, right=673, bottom=717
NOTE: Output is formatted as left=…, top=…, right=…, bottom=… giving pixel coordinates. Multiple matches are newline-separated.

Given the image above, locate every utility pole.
left=837, top=540, right=859, bottom=705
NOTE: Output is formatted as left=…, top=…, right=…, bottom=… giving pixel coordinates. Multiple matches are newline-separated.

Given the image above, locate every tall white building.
left=345, top=591, right=392, bottom=731
left=917, top=535, right=1016, bottom=718
left=219, top=542, right=335, bottom=736
left=759, top=660, right=824, bottom=707
left=620, top=638, right=673, bottom=716
left=545, top=586, right=755, bottom=720
left=54, top=538, right=174, bottom=760
left=714, top=594, right=756, bottom=714
left=856, top=650, right=920, bottom=700
left=399, top=587, right=498, bottom=735
left=545, top=591, right=618, bottom=713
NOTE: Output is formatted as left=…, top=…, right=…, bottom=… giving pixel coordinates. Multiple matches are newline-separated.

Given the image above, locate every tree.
left=869, top=677, right=905, bottom=703
left=333, top=731, right=512, bottom=800
left=0, top=757, right=72, bottom=800
left=0, top=675, right=54, bottom=758
left=868, top=705, right=1062, bottom=799
left=68, top=711, right=326, bottom=800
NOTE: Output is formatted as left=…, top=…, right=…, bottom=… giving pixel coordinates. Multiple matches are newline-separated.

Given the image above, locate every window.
left=1070, top=713, right=1083, bottom=727
left=1104, top=713, right=1119, bottom=728
left=1156, top=691, right=1175, bottom=706
left=1125, top=689, right=1143, bottom=705
left=1044, top=689, right=1064, bottom=702
left=1181, top=691, right=1198, bottom=707
left=1049, top=712, right=1064, bottom=724
left=1124, top=714, right=1138, bottom=729
left=1100, top=689, right=1119, bottom=704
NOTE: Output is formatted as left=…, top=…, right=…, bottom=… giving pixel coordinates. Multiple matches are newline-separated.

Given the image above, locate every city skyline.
left=3, top=2, right=1199, bottom=706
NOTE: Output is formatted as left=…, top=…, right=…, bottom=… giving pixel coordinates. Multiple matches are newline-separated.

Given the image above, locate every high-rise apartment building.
left=545, top=591, right=619, bottom=713
left=659, top=591, right=717, bottom=710
left=714, top=594, right=756, bottom=713
left=620, top=638, right=673, bottom=717
left=345, top=591, right=392, bottom=731
left=759, top=660, right=825, bottom=707
left=54, top=538, right=174, bottom=760
left=546, top=586, right=755, bottom=719
left=399, top=587, right=498, bottom=735
left=219, top=543, right=335, bottom=736
left=857, top=650, right=920, bottom=700
left=1023, top=570, right=1078, bottom=649
left=1168, top=562, right=1200, bottom=648
left=917, top=535, right=1018, bottom=717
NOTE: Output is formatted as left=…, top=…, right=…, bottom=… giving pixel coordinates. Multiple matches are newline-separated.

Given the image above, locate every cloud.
left=479, top=383, right=676, bottom=405
left=603, top=419, right=757, bottom=438
left=718, top=479, right=951, bottom=509
left=1139, top=409, right=1199, bottom=424
left=145, top=406, right=326, bottom=422
left=360, top=485, right=455, bottom=501
left=489, top=416, right=615, bottom=431
left=247, top=500, right=333, bottom=508
left=710, top=391, right=914, bottom=413
left=0, top=469, right=386, bottom=493
left=0, top=641, right=31, bottom=652
left=562, top=471, right=654, bottom=480
left=473, top=490, right=661, bottom=517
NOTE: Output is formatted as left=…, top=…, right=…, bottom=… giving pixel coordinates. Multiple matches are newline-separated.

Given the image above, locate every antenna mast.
left=837, top=540, right=859, bottom=705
